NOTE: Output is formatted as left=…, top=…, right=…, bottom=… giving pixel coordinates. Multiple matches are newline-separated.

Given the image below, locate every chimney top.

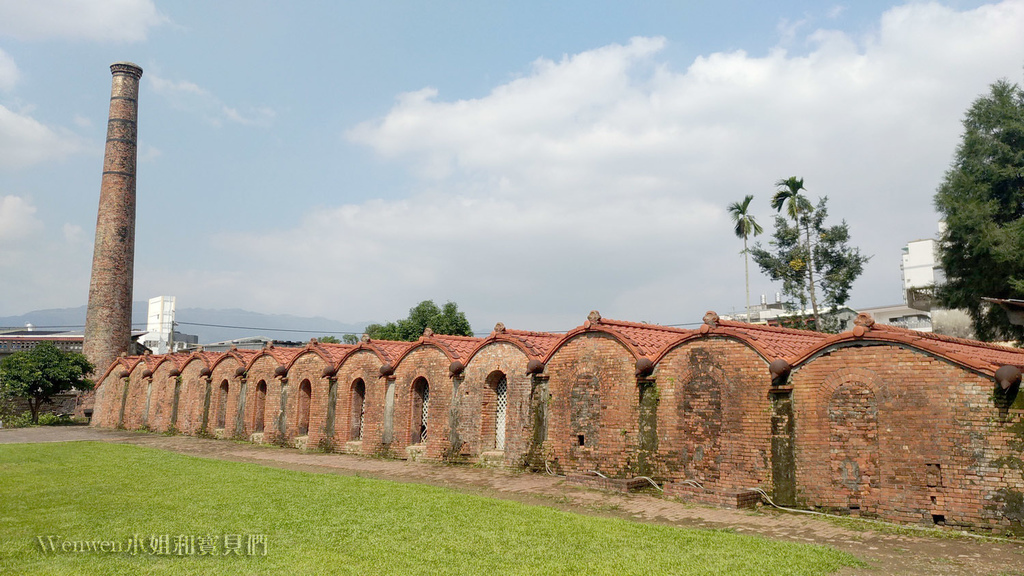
left=110, top=62, right=143, bottom=78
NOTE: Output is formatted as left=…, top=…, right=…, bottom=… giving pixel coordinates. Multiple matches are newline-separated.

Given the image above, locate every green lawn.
left=0, top=442, right=860, bottom=575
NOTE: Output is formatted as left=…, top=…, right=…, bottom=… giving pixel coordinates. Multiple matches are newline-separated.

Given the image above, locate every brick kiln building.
left=90, top=310, right=1024, bottom=531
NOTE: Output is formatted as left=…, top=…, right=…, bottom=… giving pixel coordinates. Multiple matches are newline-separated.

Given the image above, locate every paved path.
left=3, top=426, right=1023, bottom=575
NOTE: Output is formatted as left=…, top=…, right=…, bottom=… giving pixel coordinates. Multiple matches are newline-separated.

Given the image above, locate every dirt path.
left=3, top=426, right=1023, bottom=575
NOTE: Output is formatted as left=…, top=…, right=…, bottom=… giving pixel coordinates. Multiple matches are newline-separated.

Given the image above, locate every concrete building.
left=140, top=296, right=199, bottom=354
left=901, top=238, right=941, bottom=309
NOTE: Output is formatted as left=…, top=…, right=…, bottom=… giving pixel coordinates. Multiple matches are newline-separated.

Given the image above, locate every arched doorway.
left=410, top=377, right=429, bottom=444
left=215, top=380, right=229, bottom=429
left=253, top=381, right=267, bottom=432
left=297, top=380, right=312, bottom=435
left=350, top=378, right=366, bottom=440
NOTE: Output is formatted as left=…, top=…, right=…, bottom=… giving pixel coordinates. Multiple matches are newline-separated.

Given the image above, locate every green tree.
left=318, top=335, right=341, bottom=344
left=342, top=334, right=359, bottom=345
left=365, top=300, right=473, bottom=341
left=771, top=177, right=820, bottom=326
left=0, top=342, right=94, bottom=423
left=728, top=194, right=764, bottom=322
left=935, top=79, right=1024, bottom=342
left=751, top=197, right=869, bottom=332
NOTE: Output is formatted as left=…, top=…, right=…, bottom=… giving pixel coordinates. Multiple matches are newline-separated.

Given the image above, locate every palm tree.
left=771, top=177, right=819, bottom=327
left=728, top=195, right=763, bottom=323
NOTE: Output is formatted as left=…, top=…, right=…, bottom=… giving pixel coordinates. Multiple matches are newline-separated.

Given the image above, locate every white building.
left=901, top=238, right=940, bottom=306
left=141, top=296, right=198, bottom=354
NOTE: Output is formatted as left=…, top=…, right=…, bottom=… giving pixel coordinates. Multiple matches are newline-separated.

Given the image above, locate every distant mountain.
left=0, top=303, right=369, bottom=345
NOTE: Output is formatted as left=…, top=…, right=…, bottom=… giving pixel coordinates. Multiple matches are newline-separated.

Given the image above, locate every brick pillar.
left=84, top=62, right=143, bottom=377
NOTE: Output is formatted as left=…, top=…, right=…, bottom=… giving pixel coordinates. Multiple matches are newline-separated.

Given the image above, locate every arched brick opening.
left=482, top=371, right=508, bottom=451
left=253, top=380, right=267, bottom=432
left=350, top=378, right=366, bottom=441
left=297, top=379, right=312, bottom=436
left=215, top=380, right=229, bottom=429
left=410, top=377, right=429, bottom=445
left=570, top=373, right=599, bottom=449
left=828, top=381, right=879, bottom=511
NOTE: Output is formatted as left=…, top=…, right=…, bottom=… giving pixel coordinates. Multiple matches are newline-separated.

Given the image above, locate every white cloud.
left=0, top=196, right=91, bottom=314
left=0, top=195, right=42, bottom=241
left=62, top=222, right=84, bottom=244
left=149, top=74, right=276, bottom=127
left=0, top=104, right=86, bottom=169
left=141, top=2, right=1024, bottom=328
left=0, top=47, right=18, bottom=91
left=138, top=143, right=162, bottom=163
left=0, top=0, right=166, bottom=42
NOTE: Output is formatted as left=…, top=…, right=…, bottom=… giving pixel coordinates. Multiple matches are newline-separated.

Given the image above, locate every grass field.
left=0, top=442, right=860, bottom=575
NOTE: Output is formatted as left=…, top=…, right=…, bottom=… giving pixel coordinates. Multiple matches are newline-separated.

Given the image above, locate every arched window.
left=216, top=380, right=229, bottom=429
left=350, top=379, right=366, bottom=441
left=254, top=381, right=267, bottom=433
left=297, top=380, right=312, bottom=435
left=410, top=377, right=429, bottom=444
left=484, top=371, right=508, bottom=451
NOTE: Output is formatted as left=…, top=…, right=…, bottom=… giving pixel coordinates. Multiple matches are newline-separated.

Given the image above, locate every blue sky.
left=0, top=0, right=1019, bottom=333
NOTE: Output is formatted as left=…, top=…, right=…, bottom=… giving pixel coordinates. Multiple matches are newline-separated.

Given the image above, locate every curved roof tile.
left=790, top=323, right=1024, bottom=375
left=709, top=319, right=831, bottom=361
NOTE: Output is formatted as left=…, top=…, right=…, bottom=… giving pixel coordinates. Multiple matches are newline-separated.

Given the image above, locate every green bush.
left=1, top=411, right=33, bottom=428
left=36, top=413, right=80, bottom=426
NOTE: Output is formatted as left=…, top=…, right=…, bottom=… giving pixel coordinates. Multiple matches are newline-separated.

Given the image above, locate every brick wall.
left=790, top=344, right=1024, bottom=529
left=87, top=327, right=1024, bottom=529
left=655, top=338, right=773, bottom=492
left=544, top=333, right=637, bottom=476
left=458, top=341, right=533, bottom=465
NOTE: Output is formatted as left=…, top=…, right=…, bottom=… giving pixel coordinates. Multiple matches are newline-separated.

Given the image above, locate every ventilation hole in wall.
left=932, top=514, right=946, bottom=525
left=577, top=434, right=586, bottom=446
left=931, top=496, right=937, bottom=505
left=848, top=505, right=860, bottom=512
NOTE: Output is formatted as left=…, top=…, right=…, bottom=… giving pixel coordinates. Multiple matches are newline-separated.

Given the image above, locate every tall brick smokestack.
left=83, top=62, right=143, bottom=376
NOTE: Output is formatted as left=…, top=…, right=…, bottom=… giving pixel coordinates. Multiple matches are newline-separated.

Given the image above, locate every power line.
left=173, top=321, right=362, bottom=335
left=5, top=319, right=705, bottom=336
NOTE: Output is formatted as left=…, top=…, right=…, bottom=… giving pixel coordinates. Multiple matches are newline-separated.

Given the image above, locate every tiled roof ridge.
left=871, top=323, right=1023, bottom=354
left=596, top=317, right=695, bottom=335
left=717, top=318, right=829, bottom=339
left=501, top=328, right=563, bottom=338
left=425, top=333, right=484, bottom=343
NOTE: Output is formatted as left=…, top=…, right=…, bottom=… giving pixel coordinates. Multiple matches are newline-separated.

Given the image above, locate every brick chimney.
left=83, top=62, right=143, bottom=376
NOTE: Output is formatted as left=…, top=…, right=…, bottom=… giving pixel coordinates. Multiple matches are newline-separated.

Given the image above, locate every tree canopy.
left=727, top=194, right=763, bottom=321
left=751, top=196, right=869, bottom=332
left=365, top=300, right=473, bottom=341
left=935, top=79, right=1024, bottom=342
left=770, top=177, right=821, bottom=325
left=0, top=342, right=94, bottom=423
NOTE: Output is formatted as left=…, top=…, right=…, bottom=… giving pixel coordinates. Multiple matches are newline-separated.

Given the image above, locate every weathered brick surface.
left=175, top=357, right=212, bottom=435
left=285, top=351, right=332, bottom=445
left=388, top=345, right=453, bottom=459
left=544, top=333, right=637, bottom=475
left=89, top=318, right=1024, bottom=528
left=331, top=350, right=384, bottom=452
left=655, top=338, right=773, bottom=492
left=458, top=342, right=533, bottom=465
left=790, top=344, right=1024, bottom=529
left=146, top=360, right=180, bottom=432
left=83, top=63, right=143, bottom=377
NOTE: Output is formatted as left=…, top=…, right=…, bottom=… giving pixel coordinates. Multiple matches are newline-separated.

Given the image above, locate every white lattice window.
left=495, top=377, right=507, bottom=450
left=358, top=401, right=365, bottom=440
left=420, top=386, right=430, bottom=443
